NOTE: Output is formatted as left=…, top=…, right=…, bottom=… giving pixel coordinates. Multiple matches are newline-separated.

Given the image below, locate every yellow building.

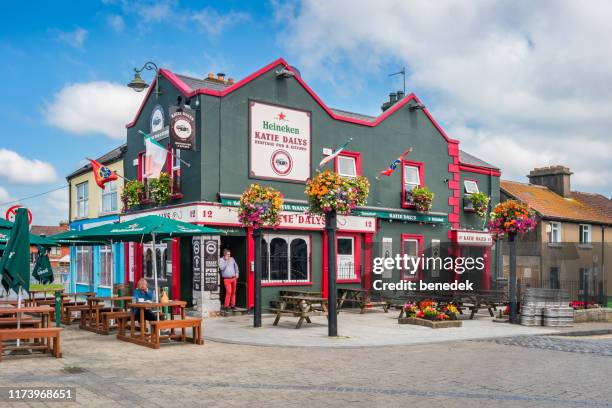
left=66, top=144, right=126, bottom=296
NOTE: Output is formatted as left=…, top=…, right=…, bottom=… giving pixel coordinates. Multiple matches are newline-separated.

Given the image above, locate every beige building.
left=501, top=166, right=612, bottom=305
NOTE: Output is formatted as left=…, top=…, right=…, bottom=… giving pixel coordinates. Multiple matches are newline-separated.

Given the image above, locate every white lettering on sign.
left=121, top=203, right=376, bottom=233
left=250, top=101, right=311, bottom=182
left=455, top=230, right=493, bottom=246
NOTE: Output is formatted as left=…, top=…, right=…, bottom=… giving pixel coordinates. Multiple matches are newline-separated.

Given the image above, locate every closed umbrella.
left=32, top=245, right=54, bottom=284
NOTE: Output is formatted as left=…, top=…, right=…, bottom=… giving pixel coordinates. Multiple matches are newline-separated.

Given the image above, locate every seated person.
left=133, top=278, right=157, bottom=321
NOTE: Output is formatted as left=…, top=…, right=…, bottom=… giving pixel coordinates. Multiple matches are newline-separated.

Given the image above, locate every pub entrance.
left=220, top=235, right=248, bottom=309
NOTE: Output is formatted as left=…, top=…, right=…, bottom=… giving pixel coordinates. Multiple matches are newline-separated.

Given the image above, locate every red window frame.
left=336, top=232, right=361, bottom=283
left=334, top=150, right=362, bottom=177
left=401, top=233, right=424, bottom=280
left=401, top=160, right=424, bottom=209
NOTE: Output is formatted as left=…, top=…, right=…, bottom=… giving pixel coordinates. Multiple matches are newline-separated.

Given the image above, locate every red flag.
left=378, top=148, right=413, bottom=177
left=90, top=159, right=118, bottom=189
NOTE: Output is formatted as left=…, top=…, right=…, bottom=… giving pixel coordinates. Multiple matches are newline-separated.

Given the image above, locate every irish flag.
left=318, top=138, right=352, bottom=168
left=144, top=136, right=167, bottom=179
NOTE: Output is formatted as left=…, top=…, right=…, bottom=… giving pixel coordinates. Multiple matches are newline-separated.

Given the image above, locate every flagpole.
left=138, top=130, right=192, bottom=168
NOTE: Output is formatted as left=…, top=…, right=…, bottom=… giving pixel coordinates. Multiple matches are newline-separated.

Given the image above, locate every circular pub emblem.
left=172, top=117, right=193, bottom=140
left=270, top=150, right=293, bottom=176
left=205, top=241, right=217, bottom=255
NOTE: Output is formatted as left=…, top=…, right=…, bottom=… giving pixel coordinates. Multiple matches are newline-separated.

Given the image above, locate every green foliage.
left=411, top=186, right=434, bottom=212
left=148, top=173, right=171, bottom=206
left=121, top=180, right=145, bottom=209
left=470, top=191, right=490, bottom=218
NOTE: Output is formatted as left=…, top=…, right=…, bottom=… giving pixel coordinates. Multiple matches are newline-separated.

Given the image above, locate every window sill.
left=337, top=278, right=360, bottom=284
left=262, top=281, right=313, bottom=287
left=547, top=243, right=563, bottom=248
left=171, top=193, right=184, bottom=200
left=401, top=202, right=416, bottom=210
left=578, top=244, right=593, bottom=249
left=99, top=211, right=120, bottom=216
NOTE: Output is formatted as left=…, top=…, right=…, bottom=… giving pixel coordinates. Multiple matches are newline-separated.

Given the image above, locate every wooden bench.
left=100, top=311, right=130, bottom=335
left=0, top=318, right=42, bottom=329
left=62, top=303, right=88, bottom=325
left=0, top=328, right=63, bottom=360
left=269, top=308, right=325, bottom=329
left=149, top=318, right=203, bottom=349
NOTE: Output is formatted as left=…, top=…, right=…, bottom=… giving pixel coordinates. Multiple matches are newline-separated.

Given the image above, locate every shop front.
left=450, top=229, right=494, bottom=290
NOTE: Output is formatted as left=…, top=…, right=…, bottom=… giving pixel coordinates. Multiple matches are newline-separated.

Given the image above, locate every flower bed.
left=399, top=301, right=462, bottom=328
left=305, top=170, right=369, bottom=215
left=238, top=184, right=283, bottom=228
left=398, top=317, right=463, bottom=328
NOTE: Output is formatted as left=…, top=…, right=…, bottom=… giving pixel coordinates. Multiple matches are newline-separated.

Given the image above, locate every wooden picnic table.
left=337, top=288, right=389, bottom=313
left=117, top=300, right=203, bottom=349
left=0, top=306, right=60, bottom=360
left=0, top=306, right=52, bottom=328
left=81, top=296, right=132, bottom=335
left=271, top=295, right=328, bottom=329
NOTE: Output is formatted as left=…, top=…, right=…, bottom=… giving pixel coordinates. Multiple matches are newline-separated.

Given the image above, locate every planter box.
left=398, top=317, right=462, bottom=329
left=573, top=308, right=612, bottom=323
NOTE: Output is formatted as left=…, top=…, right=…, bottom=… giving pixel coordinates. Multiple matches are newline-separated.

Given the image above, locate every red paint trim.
left=401, top=160, right=425, bottom=209
left=134, top=243, right=143, bottom=282
left=137, top=152, right=144, bottom=182
left=123, top=242, right=130, bottom=284
left=125, top=58, right=459, bottom=146
left=246, top=227, right=254, bottom=309
left=336, top=233, right=361, bottom=283
left=459, top=164, right=502, bottom=177
left=322, top=230, right=328, bottom=299
left=334, top=150, right=362, bottom=176
left=166, top=144, right=172, bottom=177
left=447, top=141, right=461, bottom=229
left=363, top=234, right=373, bottom=290
left=400, top=234, right=424, bottom=280
left=171, top=238, right=180, bottom=300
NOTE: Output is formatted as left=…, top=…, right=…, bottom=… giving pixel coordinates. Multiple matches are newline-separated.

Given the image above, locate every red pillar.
left=134, top=243, right=143, bottom=283
left=171, top=238, right=181, bottom=300
left=123, top=243, right=130, bottom=284
left=247, top=227, right=254, bottom=309
left=363, top=234, right=373, bottom=290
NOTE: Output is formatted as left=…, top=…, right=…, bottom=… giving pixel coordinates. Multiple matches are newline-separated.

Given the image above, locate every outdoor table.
left=337, top=288, right=389, bottom=314
left=272, top=296, right=329, bottom=329
left=27, top=288, right=64, bottom=301
left=118, top=300, right=202, bottom=349
left=82, top=296, right=132, bottom=334
left=0, top=306, right=52, bottom=328
left=0, top=300, right=19, bottom=306
left=0, top=306, right=60, bottom=358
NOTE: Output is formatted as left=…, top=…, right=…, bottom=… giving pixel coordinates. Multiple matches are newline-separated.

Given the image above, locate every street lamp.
left=127, top=61, right=161, bottom=98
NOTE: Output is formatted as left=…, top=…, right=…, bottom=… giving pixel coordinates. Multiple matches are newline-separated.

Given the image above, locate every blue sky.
left=1, top=1, right=610, bottom=224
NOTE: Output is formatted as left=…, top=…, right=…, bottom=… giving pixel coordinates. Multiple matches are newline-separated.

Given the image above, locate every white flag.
left=144, top=136, right=167, bottom=179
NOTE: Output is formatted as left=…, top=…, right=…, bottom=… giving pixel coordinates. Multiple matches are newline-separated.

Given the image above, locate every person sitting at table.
left=133, top=278, right=157, bottom=321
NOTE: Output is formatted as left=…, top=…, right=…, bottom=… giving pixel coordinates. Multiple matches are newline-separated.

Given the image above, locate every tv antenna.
left=389, top=67, right=406, bottom=95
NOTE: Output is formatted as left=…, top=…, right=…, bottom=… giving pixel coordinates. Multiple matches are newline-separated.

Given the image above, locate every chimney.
left=527, top=165, right=573, bottom=197
left=396, top=90, right=405, bottom=100
left=207, top=72, right=215, bottom=79
left=227, top=77, right=235, bottom=84
left=381, top=91, right=404, bottom=112
left=217, top=72, right=225, bottom=81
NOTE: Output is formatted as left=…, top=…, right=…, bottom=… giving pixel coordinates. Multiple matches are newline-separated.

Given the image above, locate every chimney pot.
left=207, top=72, right=215, bottom=79
left=217, top=72, right=225, bottom=81
left=527, top=165, right=573, bottom=197
left=227, top=77, right=235, bottom=84
left=389, top=92, right=398, bottom=103
left=396, top=90, right=405, bottom=100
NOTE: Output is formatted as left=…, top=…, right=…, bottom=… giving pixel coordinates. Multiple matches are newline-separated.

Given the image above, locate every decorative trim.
left=459, top=164, right=502, bottom=177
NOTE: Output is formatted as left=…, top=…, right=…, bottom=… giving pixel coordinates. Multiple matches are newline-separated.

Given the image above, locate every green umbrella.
left=32, top=246, right=54, bottom=284
left=0, top=225, right=59, bottom=248
left=0, top=208, right=31, bottom=294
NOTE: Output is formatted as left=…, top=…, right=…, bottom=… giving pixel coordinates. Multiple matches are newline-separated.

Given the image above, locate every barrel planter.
left=398, top=317, right=462, bottom=329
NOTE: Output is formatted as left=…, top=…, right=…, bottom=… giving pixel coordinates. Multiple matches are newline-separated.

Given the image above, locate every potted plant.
left=411, top=186, right=434, bottom=212
left=305, top=170, right=369, bottom=215
left=121, top=179, right=145, bottom=210
left=238, top=184, right=284, bottom=229
left=488, top=200, right=537, bottom=238
left=468, top=191, right=490, bottom=217
left=399, top=300, right=462, bottom=328
left=148, top=173, right=171, bottom=206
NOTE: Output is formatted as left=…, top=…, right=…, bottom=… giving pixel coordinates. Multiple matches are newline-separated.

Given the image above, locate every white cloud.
left=0, top=149, right=58, bottom=184
left=46, top=188, right=69, bottom=213
left=56, top=27, right=88, bottom=48
left=191, top=9, right=249, bottom=36
left=279, top=0, right=612, bottom=194
left=107, top=14, right=125, bottom=32
left=45, top=81, right=144, bottom=139
left=0, top=186, right=11, bottom=203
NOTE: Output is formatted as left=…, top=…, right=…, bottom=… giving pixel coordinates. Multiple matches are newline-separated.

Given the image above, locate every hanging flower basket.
left=488, top=200, right=537, bottom=238
left=304, top=170, right=369, bottom=215
left=148, top=173, right=171, bottom=206
left=238, top=184, right=284, bottom=229
left=411, top=186, right=434, bottom=212
left=469, top=191, right=490, bottom=218
left=121, top=179, right=145, bottom=209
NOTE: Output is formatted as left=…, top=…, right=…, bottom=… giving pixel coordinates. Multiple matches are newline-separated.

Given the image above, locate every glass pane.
left=290, top=239, right=308, bottom=281
left=464, top=180, right=479, bottom=194
left=262, top=239, right=269, bottom=281
left=403, top=240, right=417, bottom=257
left=338, top=156, right=356, bottom=176
left=270, top=238, right=288, bottom=281
left=337, top=238, right=353, bottom=255
left=404, top=166, right=419, bottom=184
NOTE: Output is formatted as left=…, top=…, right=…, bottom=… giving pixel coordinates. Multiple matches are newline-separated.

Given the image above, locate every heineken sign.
left=249, top=101, right=311, bottom=183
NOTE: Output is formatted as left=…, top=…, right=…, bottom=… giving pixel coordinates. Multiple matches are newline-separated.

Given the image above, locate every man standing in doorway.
left=219, top=248, right=239, bottom=311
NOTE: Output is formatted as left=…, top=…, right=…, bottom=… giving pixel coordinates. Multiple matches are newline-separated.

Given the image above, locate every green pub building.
left=121, top=58, right=501, bottom=315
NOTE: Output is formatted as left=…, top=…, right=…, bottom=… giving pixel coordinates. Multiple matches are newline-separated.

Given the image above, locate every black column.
left=325, top=210, right=338, bottom=337
left=508, top=232, right=519, bottom=324
left=253, top=227, right=263, bottom=328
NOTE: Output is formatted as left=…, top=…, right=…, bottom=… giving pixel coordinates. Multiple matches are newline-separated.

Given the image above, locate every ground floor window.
left=337, top=236, right=357, bottom=281
left=401, top=234, right=423, bottom=279
left=549, top=267, right=560, bottom=289
left=75, top=246, right=92, bottom=284
left=262, top=234, right=310, bottom=283
left=143, top=245, right=168, bottom=281
left=99, top=246, right=112, bottom=287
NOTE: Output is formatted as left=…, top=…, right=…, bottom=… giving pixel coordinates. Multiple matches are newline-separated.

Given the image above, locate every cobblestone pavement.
left=479, top=334, right=612, bottom=356
left=0, top=326, right=610, bottom=407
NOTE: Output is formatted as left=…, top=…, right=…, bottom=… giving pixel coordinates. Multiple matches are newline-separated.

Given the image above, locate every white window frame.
left=403, top=165, right=420, bottom=191
left=337, top=236, right=356, bottom=280
left=99, top=246, right=112, bottom=288
left=464, top=180, right=479, bottom=194
left=579, top=224, right=591, bottom=244
left=402, top=238, right=419, bottom=279
left=75, top=246, right=92, bottom=284
left=100, top=180, right=118, bottom=214
left=262, top=234, right=310, bottom=284
left=337, top=155, right=357, bottom=177
left=76, top=182, right=89, bottom=218
left=548, top=221, right=561, bottom=243
left=50, top=247, right=61, bottom=256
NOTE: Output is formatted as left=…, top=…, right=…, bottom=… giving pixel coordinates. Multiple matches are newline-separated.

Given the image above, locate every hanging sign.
left=203, top=239, right=219, bottom=291
left=249, top=101, right=311, bottom=183
left=192, top=238, right=202, bottom=291
left=170, top=106, right=195, bottom=150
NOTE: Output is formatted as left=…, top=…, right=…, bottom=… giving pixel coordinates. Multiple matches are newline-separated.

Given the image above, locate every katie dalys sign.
left=170, top=106, right=195, bottom=150
left=249, top=101, right=311, bottom=182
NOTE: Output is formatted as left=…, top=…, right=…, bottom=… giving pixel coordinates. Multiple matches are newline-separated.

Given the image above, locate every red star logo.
left=277, top=112, right=286, bottom=120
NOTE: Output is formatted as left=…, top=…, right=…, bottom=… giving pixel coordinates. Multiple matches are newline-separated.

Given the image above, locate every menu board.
left=203, top=239, right=219, bottom=291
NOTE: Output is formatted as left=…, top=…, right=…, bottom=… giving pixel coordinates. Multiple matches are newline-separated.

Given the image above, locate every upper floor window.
left=101, top=180, right=118, bottom=214
left=548, top=221, right=561, bottom=243
left=579, top=224, right=591, bottom=244
left=402, top=161, right=424, bottom=207
left=76, top=182, right=89, bottom=218
left=335, top=151, right=361, bottom=177
left=464, top=180, right=479, bottom=194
